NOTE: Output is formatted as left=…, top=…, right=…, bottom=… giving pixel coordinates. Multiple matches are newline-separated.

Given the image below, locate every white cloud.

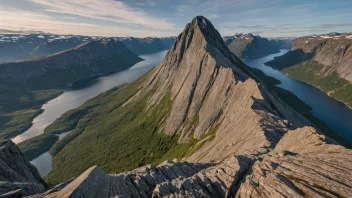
left=30, top=0, right=175, bottom=30
left=207, top=14, right=220, bottom=19
left=0, top=8, right=177, bottom=37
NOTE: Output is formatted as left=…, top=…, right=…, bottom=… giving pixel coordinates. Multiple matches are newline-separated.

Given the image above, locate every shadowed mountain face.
left=0, top=34, right=176, bottom=63
left=223, top=33, right=291, bottom=59
left=119, top=37, right=176, bottom=55
left=2, top=16, right=352, bottom=197
left=0, top=39, right=142, bottom=87
left=0, top=39, right=142, bottom=139
left=266, top=33, right=352, bottom=108
left=0, top=34, right=93, bottom=63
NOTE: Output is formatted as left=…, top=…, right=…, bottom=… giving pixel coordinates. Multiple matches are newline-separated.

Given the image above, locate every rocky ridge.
left=126, top=16, right=310, bottom=162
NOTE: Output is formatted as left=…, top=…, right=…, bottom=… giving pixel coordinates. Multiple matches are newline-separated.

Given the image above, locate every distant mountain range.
left=118, top=36, right=176, bottom=55
left=0, top=34, right=95, bottom=63
left=266, top=32, right=352, bottom=108
left=0, top=34, right=176, bottom=63
left=223, top=33, right=295, bottom=59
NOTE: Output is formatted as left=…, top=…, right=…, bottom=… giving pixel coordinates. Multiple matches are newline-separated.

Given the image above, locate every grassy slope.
left=18, top=133, right=59, bottom=161
left=0, top=89, right=63, bottom=139
left=43, top=67, right=218, bottom=186
left=42, top=69, right=199, bottom=185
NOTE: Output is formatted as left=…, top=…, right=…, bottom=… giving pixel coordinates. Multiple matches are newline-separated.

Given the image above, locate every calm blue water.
left=12, top=50, right=167, bottom=144
left=13, top=50, right=167, bottom=176
left=245, top=50, right=352, bottom=142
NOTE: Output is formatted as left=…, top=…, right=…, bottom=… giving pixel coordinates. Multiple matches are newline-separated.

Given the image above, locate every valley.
left=0, top=5, right=352, bottom=196
left=17, top=50, right=167, bottom=176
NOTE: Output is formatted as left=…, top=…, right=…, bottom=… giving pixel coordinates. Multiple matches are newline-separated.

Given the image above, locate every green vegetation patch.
left=18, top=133, right=59, bottom=161
left=49, top=129, right=84, bottom=156
left=0, top=88, right=62, bottom=139
left=0, top=109, right=43, bottom=139
left=45, top=86, right=177, bottom=185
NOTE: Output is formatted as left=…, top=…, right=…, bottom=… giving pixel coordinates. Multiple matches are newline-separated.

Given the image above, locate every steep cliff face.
left=43, top=16, right=311, bottom=185
left=18, top=17, right=352, bottom=197
left=127, top=17, right=309, bottom=158
left=266, top=33, right=352, bottom=107
left=0, top=140, right=46, bottom=197
left=223, top=33, right=283, bottom=59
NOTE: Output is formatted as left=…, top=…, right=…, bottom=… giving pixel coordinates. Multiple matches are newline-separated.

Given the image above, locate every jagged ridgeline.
left=35, top=16, right=352, bottom=197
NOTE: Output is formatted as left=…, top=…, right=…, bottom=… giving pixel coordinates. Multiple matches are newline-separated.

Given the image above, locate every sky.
left=1, top=0, right=352, bottom=38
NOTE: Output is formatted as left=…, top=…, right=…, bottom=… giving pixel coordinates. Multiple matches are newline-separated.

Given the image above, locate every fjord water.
left=12, top=50, right=167, bottom=144
left=245, top=50, right=352, bottom=142
left=12, top=50, right=167, bottom=176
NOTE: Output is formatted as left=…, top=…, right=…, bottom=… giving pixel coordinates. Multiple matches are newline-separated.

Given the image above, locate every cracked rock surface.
left=0, top=140, right=45, bottom=197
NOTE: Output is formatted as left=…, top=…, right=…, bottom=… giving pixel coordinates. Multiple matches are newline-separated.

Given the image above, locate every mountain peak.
left=184, top=16, right=226, bottom=49
left=191, top=16, right=214, bottom=29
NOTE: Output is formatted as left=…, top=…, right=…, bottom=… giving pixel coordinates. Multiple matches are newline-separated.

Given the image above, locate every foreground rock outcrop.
left=0, top=140, right=45, bottom=197
left=236, top=127, right=352, bottom=198
left=30, top=127, right=352, bottom=197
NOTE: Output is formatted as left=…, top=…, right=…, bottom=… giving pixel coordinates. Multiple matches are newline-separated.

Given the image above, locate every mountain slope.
left=223, top=33, right=284, bottom=59
left=0, top=39, right=142, bottom=139
left=43, top=16, right=314, bottom=185
left=265, top=33, right=352, bottom=107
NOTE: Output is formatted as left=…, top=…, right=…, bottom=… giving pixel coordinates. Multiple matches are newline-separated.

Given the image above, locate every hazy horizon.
left=1, top=0, right=352, bottom=38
